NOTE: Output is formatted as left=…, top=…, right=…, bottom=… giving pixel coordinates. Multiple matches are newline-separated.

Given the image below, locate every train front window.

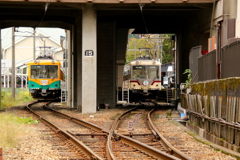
left=147, top=66, right=159, bottom=79
left=31, top=65, right=58, bottom=79
left=132, top=66, right=159, bottom=79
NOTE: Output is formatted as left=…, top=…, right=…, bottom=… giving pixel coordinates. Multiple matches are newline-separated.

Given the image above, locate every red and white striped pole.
left=0, top=148, right=2, bottom=160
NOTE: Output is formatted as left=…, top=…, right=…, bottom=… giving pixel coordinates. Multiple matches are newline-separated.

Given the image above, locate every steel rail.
left=41, top=104, right=188, bottom=159
left=148, top=107, right=192, bottom=160
left=26, top=103, right=104, bottom=160
left=110, top=107, right=138, bottom=131
left=44, top=105, right=109, bottom=133
left=42, top=104, right=114, bottom=159
left=107, top=107, right=138, bottom=160
left=115, top=133, right=182, bottom=160
left=107, top=131, right=117, bottom=160
left=108, top=106, right=183, bottom=160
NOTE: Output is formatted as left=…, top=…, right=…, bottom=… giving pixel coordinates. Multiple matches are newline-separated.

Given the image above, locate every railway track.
left=26, top=102, right=103, bottom=159
left=109, top=104, right=191, bottom=160
left=25, top=101, right=191, bottom=159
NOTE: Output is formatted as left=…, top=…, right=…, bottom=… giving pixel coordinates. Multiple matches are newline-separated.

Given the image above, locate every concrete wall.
left=178, top=12, right=200, bottom=84
left=236, top=0, right=240, bottom=38
left=211, top=0, right=240, bottom=47
left=198, top=6, right=213, bottom=52
left=221, top=0, right=234, bottom=47
left=97, top=21, right=116, bottom=107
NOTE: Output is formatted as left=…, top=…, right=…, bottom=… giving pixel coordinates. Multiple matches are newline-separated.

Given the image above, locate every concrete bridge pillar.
left=82, top=4, right=97, bottom=113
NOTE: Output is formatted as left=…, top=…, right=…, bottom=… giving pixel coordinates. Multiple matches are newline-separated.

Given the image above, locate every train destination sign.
left=85, top=50, right=94, bottom=56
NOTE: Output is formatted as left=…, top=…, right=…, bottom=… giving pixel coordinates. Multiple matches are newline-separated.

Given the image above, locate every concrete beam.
left=0, top=0, right=215, bottom=3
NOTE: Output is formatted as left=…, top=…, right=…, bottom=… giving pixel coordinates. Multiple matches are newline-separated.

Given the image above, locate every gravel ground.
left=154, top=118, right=236, bottom=160
left=1, top=104, right=238, bottom=160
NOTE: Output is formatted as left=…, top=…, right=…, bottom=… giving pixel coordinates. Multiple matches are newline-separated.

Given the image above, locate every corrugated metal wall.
left=189, top=46, right=201, bottom=82
left=197, top=41, right=240, bottom=81
left=97, top=22, right=115, bottom=106
left=198, top=50, right=216, bottom=81
left=116, top=28, right=129, bottom=62
left=221, top=41, right=240, bottom=78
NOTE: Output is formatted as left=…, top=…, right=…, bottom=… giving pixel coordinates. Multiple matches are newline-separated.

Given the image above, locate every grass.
left=140, top=113, right=147, bottom=120
left=1, top=88, right=34, bottom=109
left=110, top=113, right=121, bottom=120
left=166, top=112, right=172, bottom=118
left=125, top=113, right=133, bottom=119
left=0, top=113, right=38, bottom=150
left=152, top=114, right=159, bottom=120
left=0, top=88, right=37, bottom=150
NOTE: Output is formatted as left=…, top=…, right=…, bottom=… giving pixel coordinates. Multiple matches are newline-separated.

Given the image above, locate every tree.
left=126, top=34, right=175, bottom=64
left=126, top=38, right=150, bottom=62
left=162, top=34, right=174, bottom=64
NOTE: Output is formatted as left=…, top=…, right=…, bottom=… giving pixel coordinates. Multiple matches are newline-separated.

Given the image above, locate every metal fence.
left=189, top=46, right=201, bottom=82
left=197, top=40, right=240, bottom=81
left=221, top=41, right=240, bottom=78
left=198, top=50, right=216, bottom=81
left=186, top=41, right=240, bottom=152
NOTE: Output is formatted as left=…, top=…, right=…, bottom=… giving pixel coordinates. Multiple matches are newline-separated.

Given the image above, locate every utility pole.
left=0, top=28, right=2, bottom=108
left=65, top=33, right=67, bottom=103
left=134, top=39, right=136, bottom=59
left=33, top=28, right=36, bottom=60
left=66, top=30, right=72, bottom=107
left=12, top=27, right=15, bottom=99
left=44, top=40, right=46, bottom=55
left=173, top=36, right=177, bottom=98
left=160, top=40, right=163, bottom=63
left=156, top=38, right=161, bottom=61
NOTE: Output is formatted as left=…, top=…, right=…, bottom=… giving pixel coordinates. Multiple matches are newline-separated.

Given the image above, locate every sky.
left=1, top=27, right=66, bottom=49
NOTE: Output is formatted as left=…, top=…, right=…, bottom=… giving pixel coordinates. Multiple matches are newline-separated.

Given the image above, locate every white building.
left=1, top=28, right=65, bottom=88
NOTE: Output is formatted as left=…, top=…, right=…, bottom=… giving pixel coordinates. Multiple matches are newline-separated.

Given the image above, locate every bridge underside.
left=0, top=1, right=213, bottom=112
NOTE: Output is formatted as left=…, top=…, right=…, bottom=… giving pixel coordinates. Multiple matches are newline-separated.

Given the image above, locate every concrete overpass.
left=1, top=0, right=234, bottom=113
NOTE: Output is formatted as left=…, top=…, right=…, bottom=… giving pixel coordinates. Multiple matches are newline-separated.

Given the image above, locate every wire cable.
left=138, top=0, right=148, bottom=33
left=37, top=1, right=50, bottom=28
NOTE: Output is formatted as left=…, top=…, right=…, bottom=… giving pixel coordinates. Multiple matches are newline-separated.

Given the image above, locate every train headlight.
left=143, top=80, right=149, bottom=85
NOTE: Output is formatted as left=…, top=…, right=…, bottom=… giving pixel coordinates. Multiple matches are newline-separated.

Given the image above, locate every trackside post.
left=0, top=148, right=2, bottom=160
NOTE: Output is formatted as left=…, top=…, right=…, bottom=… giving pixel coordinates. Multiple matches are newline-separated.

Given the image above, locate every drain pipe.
left=177, top=102, right=188, bottom=120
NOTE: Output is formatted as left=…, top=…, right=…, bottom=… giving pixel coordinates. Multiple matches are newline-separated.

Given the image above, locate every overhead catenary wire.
left=37, top=1, right=50, bottom=28
left=138, top=0, right=148, bottom=34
